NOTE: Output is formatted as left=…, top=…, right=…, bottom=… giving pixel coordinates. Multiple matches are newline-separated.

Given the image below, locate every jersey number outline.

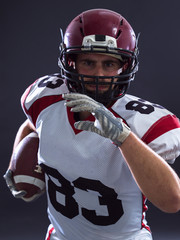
left=126, top=98, right=164, bottom=114
left=38, top=75, right=64, bottom=89
left=41, top=164, right=124, bottom=226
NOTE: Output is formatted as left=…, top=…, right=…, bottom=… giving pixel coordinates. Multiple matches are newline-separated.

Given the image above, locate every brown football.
left=10, top=132, right=45, bottom=200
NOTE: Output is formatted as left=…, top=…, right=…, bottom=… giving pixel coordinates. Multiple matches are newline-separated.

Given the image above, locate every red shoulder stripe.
left=21, top=83, right=34, bottom=112
left=24, top=95, right=63, bottom=126
left=141, top=114, right=180, bottom=144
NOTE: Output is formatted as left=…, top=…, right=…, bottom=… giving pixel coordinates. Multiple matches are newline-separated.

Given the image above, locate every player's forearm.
left=120, top=132, right=180, bottom=213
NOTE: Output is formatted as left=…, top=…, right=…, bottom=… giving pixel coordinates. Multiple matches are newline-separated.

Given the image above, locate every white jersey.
left=22, top=73, right=180, bottom=240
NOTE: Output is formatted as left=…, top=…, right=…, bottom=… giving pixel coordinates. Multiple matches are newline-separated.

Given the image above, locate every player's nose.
left=94, top=65, right=105, bottom=77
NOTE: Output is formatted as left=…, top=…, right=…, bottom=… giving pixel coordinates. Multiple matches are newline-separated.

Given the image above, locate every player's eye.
left=103, top=61, right=122, bottom=71
left=82, top=60, right=95, bottom=67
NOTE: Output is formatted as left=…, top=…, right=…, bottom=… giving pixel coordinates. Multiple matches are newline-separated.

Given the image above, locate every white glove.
left=3, top=169, right=27, bottom=198
left=63, top=93, right=131, bottom=146
left=3, top=169, right=45, bottom=202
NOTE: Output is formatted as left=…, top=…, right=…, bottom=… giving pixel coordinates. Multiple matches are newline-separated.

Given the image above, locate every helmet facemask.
left=59, top=42, right=138, bottom=105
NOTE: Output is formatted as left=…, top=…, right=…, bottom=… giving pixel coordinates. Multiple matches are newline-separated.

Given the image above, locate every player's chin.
left=84, top=87, right=112, bottom=105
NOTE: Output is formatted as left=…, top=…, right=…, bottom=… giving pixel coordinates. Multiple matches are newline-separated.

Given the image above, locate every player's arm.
left=120, top=132, right=180, bottom=213
left=63, top=93, right=180, bottom=213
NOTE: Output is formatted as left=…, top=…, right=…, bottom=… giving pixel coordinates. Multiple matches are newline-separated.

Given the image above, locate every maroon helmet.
left=59, top=9, right=139, bottom=104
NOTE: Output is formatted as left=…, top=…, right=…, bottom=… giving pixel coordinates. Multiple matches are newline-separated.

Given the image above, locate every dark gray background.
left=1, top=0, right=180, bottom=239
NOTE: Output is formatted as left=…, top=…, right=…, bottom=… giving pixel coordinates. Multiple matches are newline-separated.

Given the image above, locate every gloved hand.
left=3, top=169, right=45, bottom=202
left=3, top=169, right=27, bottom=198
left=63, top=93, right=131, bottom=146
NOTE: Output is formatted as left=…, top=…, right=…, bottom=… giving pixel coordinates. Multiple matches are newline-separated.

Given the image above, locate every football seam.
left=14, top=175, right=45, bottom=190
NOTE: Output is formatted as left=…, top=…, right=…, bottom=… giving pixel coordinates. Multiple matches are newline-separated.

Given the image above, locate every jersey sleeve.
left=21, top=74, right=68, bottom=126
left=112, top=95, right=180, bottom=163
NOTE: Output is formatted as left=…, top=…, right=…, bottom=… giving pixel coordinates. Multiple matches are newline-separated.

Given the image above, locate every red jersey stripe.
left=23, top=94, right=63, bottom=126
left=141, top=194, right=151, bottom=232
left=142, top=114, right=180, bottom=144
left=21, top=84, right=34, bottom=114
left=46, top=226, right=55, bottom=240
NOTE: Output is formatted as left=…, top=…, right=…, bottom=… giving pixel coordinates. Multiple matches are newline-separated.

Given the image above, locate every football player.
left=4, top=9, right=180, bottom=240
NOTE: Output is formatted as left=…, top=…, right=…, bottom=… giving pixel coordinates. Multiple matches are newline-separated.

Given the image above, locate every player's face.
left=75, top=53, right=123, bottom=93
